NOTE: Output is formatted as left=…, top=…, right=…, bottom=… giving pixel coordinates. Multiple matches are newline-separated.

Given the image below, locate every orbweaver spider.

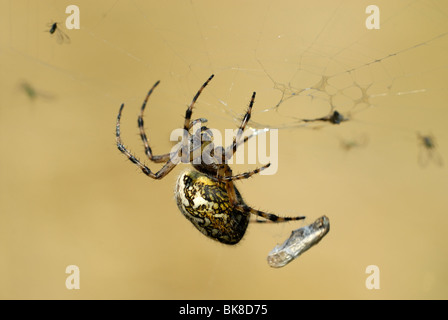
left=116, top=74, right=305, bottom=244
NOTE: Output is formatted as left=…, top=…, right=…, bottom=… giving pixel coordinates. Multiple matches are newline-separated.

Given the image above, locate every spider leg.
left=189, top=118, right=208, bottom=129
left=236, top=204, right=306, bottom=223
left=224, top=131, right=257, bottom=163
left=182, top=74, right=215, bottom=162
left=250, top=216, right=270, bottom=223
left=137, top=80, right=173, bottom=163
left=183, top=74, right=215, bottom=131
left=224, top=92, right=256, bottom=162
left=220, top=163, right=271, bottom=181
left=117, top=103, right=180, bottom=179
left=214, top=93, right=267, bottom=181
left=216, top=164, right=305, bottom=223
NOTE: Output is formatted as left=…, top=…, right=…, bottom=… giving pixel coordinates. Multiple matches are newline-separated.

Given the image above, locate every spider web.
left=4, top=1, right=447, bottom=135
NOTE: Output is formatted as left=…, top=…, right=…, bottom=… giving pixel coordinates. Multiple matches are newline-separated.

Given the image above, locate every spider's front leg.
left=214, top=90, right=271, bottom=181
left=137, top=80, right=173, bottom=164
left=116, top=103, right=181, bottom=179
left=224, top=91, right=256, bottom=162
left=182, top=74, right=215, bottom=162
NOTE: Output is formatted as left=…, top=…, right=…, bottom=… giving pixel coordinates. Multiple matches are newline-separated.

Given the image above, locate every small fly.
left=417, top=132, right=443, bottom=167
left=47, top=22, right=71, bottom=44
left=19, top=81, right=54, bottom=101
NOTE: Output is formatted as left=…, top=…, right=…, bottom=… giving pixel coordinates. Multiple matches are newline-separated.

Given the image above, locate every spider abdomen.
left=175, top=170, right=250, bottom=245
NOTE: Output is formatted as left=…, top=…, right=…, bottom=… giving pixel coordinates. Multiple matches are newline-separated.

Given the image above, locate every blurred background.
left=0, top=0, right=447, bottom=299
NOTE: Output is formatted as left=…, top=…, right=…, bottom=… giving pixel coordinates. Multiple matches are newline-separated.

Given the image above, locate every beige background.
left=0, top=0, right=447, bottom=299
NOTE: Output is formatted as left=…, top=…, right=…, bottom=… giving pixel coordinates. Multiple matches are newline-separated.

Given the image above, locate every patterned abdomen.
left=175, top=170, right=250, bottom=245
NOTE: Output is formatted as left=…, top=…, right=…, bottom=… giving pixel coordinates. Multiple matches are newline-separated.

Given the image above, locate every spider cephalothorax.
left=116, top=74, right=305, bottom=245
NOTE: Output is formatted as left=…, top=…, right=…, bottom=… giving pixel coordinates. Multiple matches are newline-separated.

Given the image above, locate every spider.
left=116, top=74, right=305, bottom=245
